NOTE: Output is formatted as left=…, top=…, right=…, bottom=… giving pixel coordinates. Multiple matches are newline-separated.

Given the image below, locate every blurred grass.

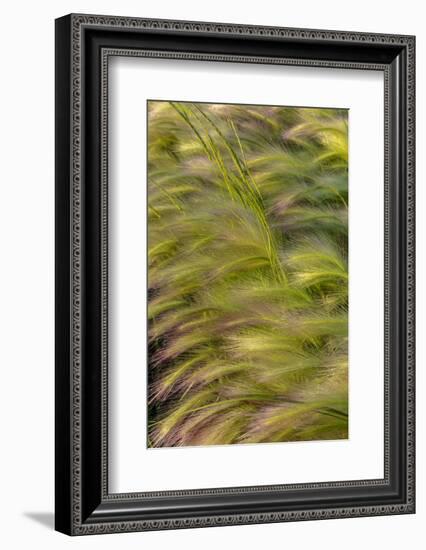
left=147, top=100, right=348, bottom=447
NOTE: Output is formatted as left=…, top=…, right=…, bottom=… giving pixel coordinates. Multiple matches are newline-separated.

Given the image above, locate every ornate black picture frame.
left=55, top=13, right=415, bottom=535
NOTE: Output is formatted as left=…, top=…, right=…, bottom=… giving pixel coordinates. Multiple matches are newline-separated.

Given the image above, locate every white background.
left=110, top=58, right=384, bottom=492
left=0, top=0, right=423, bottom=548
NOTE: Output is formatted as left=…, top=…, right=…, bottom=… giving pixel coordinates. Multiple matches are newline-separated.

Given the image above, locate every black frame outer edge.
left=55, top=15, right=72, bottom=535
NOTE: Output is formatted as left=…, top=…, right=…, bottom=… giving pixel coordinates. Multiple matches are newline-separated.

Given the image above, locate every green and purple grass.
left=147, top=100, right=348, bottom=447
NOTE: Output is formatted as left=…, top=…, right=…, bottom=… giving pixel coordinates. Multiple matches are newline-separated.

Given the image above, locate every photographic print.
left=147, top=100, right=349, bottom=448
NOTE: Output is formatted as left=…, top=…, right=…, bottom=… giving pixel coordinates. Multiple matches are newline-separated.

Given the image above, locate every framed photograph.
left=55, top=13, right=415, bottom=535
